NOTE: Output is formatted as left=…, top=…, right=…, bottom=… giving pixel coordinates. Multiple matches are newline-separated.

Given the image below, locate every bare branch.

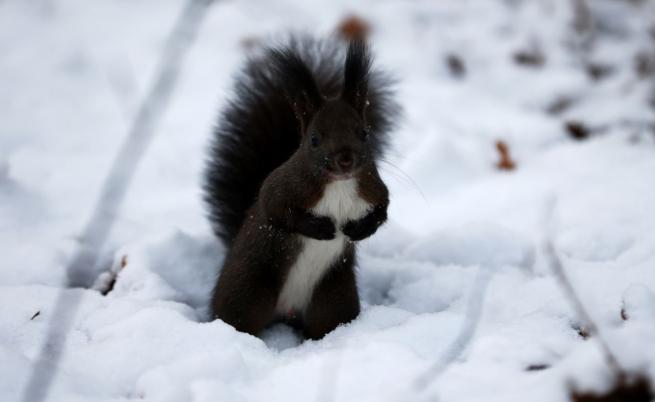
left=415, top=266, right=493, bottom=390
left=543, top=239, right=624, bottom=378
left=20, top=1, right=214, bottom=401
left=541, top=197, right=624, bottom=380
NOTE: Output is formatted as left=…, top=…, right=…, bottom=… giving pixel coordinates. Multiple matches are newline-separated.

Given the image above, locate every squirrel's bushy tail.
left=204, top=35, right=398, bottom=246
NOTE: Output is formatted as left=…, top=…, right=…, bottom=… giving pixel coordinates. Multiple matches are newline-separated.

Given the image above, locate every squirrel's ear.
left=270, top=49, right=323, bottom=132
left=342, top=39, right=371, bottom=116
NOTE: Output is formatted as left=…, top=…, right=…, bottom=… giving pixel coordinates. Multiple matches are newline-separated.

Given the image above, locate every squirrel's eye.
left=310, top=135, right=320, bottom=147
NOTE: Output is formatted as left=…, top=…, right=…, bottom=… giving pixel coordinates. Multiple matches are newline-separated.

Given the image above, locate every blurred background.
left=1, top=1, right=655, bottom=401
left=1, top=0, right=653, bottom=284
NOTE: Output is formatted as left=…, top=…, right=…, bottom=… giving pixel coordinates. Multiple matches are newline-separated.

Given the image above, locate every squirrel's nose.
left=336, top=153, right=354, bottom=170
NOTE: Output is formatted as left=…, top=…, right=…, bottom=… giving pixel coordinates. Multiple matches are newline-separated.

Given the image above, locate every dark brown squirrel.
left=203, top=36, right=399, bottom=340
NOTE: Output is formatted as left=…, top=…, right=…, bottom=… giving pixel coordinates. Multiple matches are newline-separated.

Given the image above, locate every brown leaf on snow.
left=495, top=140, right=516, bottom=171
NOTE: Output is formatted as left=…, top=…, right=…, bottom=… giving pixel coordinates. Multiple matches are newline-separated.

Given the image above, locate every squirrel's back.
left=204, top=35, right=398, bottom=246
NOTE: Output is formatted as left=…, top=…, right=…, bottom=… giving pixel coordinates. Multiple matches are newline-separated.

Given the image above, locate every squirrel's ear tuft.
left=342, top=39, right=371, bottom=116
left=270, top=48, right=323, bottom=132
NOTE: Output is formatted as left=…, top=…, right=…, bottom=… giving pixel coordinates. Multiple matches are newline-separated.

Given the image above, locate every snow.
left=1, top=0, right=655, bottom=401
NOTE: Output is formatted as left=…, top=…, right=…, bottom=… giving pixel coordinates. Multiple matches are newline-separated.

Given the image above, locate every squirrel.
left=204, top=36, right=399, bottom=340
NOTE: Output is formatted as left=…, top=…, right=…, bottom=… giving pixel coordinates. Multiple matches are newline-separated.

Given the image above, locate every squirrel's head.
left=272, top=39, right=373, bottom=180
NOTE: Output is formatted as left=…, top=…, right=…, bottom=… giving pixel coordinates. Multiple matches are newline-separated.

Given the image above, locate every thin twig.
left=541, top=197, right=624, bottom=379
left=67, top=0, right=214, bottom=288
left=415, top=266, right=493, bottom=390
left=378, top=158, right=428, bottom=204
left=543, top=240, right=624, bottom=377
left=20, top=1, right=214, bottom=401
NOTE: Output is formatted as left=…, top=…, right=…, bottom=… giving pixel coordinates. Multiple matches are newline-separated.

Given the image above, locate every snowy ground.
left=2, top=0, right=655, bottom=401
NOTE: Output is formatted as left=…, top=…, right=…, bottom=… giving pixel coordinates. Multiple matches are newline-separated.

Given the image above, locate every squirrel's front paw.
left=342, top=218, right=379, bottom=241
left=297, top=214, right=336, bottom=240
left=343, top=204, right=387, bottom=241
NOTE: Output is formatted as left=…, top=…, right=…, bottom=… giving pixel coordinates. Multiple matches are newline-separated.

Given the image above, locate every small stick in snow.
left=99, top=255, right=128, bottom=296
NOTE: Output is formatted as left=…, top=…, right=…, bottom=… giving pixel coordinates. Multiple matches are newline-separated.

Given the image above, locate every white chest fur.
left=275, top=178, right=371, bottom=315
